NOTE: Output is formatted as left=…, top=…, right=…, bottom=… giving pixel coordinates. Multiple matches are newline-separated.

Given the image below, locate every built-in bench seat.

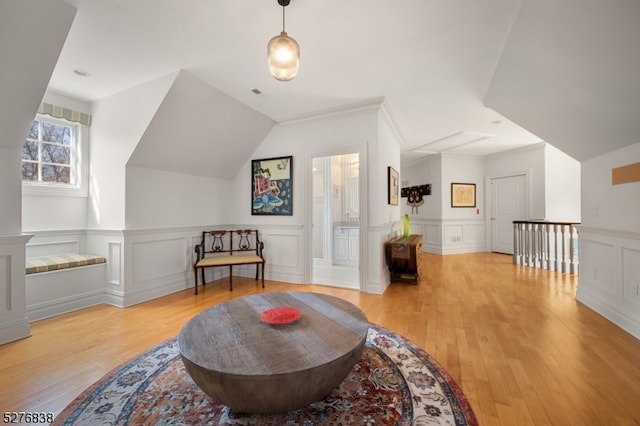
left=26, top=253, right=106, bottom=275
left=25, top=253, right=107, bottom=322
left=194, top=229, right=265, bottom=294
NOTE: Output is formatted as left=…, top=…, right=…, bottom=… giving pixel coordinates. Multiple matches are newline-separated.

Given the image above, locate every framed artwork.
left=251, top=155, right=293, bottom=215
left=451, top=183, right=476, bottom=208
left=387, top=166, right=399, bottom=205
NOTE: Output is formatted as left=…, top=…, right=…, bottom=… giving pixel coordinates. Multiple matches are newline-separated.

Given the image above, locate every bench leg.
left=229, top=265, right=233, bottom=291
left=194, top=267, right=198, bottom=295
left=261, top=261, right=265, bottom=288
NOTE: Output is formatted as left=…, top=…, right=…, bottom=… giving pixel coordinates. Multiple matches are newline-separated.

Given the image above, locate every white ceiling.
left=49, top=0, right=546, bottom=163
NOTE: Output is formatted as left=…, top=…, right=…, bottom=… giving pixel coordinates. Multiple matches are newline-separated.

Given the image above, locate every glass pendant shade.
left=267, top=31, right=300, bottom=81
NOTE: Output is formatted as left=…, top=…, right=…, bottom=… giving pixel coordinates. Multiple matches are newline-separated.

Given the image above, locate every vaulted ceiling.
left=45, top=0, right=640, bottom=164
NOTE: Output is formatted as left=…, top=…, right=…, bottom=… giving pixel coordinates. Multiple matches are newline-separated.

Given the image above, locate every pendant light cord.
left=282, top=4, right=286, bottom=32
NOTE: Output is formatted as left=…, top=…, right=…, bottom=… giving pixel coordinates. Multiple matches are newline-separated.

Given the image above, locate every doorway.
left=311, top=153, right=360, bottom=289
left=490, top=174, right=527, bottom=254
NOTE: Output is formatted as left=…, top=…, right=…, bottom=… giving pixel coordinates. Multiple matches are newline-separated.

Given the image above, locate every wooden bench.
left=193, top=229, right=265, bottom=294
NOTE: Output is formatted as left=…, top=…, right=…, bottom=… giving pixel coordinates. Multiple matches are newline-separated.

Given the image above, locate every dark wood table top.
left=178, top=291, right=369, bottom=376
left=387, top=234, right=423, bottom=246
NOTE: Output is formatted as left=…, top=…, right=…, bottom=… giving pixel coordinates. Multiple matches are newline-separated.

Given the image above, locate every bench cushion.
left=196, top=255, right=264, bottom=268
left=26, top=253, right=106, bottom=275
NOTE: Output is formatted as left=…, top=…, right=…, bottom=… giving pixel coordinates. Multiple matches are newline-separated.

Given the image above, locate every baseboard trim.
left=0, top=318, right=31, bottom=345
left=26, top=290, right=104, bottom=322
left=576, top=287, right=640, bottom=340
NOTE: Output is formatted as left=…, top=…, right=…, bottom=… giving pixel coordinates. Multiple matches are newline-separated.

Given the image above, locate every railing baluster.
left=570, top=224, right=579, bottom=275
left=544, top=223, right=551, bottom=270
left=552, top=224, right=558, bottom=271
left=518, top=223, right=523, bottom=265
left=513, top=222, right=520, bottom=265
left=524, top=223, right=533, bottom=266
left=530, top=222, right=535, bottom=268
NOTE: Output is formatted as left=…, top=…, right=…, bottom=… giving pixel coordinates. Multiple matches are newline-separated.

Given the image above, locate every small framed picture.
left=451, top=183, right=476, bottom=208
left=251, top=156, right=293, bottom=215
left=388, top=167, right=399, bottom=205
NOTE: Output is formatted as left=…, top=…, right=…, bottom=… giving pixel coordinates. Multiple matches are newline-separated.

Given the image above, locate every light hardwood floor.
left=1, top=252, right=639, bottom=425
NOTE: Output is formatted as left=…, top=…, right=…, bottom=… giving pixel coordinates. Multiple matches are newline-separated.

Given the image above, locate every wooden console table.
left=384, top=234, right=423, bottom=284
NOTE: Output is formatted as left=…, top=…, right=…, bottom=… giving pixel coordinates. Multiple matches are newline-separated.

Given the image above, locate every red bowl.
left=260, top=306, right=301, bottom=325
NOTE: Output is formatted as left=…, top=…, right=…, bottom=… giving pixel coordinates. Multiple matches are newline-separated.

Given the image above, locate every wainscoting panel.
left=409, top=219, right=486, bottom=255
left=423, top=224, right=441, bottom=247
left=580, top=239, right=617, bottom=297
left=26, top=264, right=106, bottom=322
left=108, top=241, right=122, bottom=285
left=0, top=234, right=33, bottom=344
left=131, top=238, right=187, bottom=285
left=444, top=224, right=464, bottom=245
left=261, top=228, right=304, bottom=284
left=367, top=224, right=395, bottom=295
left=119, top=227, right=203, bottom=307
left=263, top=233, right=300, bottom=269
left=622, top=247, right=640, bottom=301
left=0, top=255, right=8, bottom=313
left=576, top=227, right=640, bottom=339
left=465, top=223, right=485, bottom=244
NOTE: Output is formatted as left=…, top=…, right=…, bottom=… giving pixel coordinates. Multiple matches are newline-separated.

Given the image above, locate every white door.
left=491, top=175, right=527, bottom=254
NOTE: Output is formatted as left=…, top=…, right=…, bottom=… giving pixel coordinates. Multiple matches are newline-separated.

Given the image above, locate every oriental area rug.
left=53, top=324, right=477, bottom=425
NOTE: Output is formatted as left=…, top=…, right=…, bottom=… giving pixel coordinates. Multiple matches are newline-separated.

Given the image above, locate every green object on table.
left=403, top=214, right=410, bottom=238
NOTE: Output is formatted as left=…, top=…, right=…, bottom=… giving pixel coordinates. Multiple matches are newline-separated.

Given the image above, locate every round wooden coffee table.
left=177, top=291, right=369, bottom=414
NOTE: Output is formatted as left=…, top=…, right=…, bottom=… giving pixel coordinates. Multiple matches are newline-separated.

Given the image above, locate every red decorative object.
left=261, top=306, right=301, bottom=325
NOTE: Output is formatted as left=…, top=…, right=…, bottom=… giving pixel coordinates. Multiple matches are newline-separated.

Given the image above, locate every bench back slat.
left=197, top=229, right=263, bottom=259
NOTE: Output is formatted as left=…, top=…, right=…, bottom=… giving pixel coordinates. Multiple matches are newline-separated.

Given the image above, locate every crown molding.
left=278, top=97, right=384, bottom=126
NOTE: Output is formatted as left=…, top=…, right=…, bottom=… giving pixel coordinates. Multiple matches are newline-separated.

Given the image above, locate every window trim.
left=22, top=114, right=88, bottom=198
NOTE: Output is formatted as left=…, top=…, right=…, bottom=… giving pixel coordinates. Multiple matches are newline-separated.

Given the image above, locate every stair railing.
left=513, top=220, right=580, bottom=274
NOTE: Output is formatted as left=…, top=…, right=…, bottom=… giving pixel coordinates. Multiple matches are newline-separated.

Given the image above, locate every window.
left=22, top=116, right=78, bottom=186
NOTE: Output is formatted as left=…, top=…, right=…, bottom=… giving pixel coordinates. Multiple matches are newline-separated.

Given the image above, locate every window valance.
left=38, top=102, right=92, bottom=126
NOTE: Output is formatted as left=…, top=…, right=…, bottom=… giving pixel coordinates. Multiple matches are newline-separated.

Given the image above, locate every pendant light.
left=267, top=0, right=300, bottom=81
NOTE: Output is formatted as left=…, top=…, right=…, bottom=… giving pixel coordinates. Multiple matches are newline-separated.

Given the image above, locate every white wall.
left=372, top=108, right=403, bottom=290
left=0, top=148, right=22, bottom=235
left=440, top=155, right=486, bottom=253
left=485, top=143, right=546, bottom=219
left=227, top=102, right=398, bottom=293
left=401, top=155, right=442, bottom=252
left=128, top=70, right=274, bottom=180
left=230, top=108, right=379, bottom=228
left=400, top=154, right=486, bottom=253
left=544, top=144, right=581, bottom=222
left=88, top=72, right=177, bottom=230
left=23, top=196, right=88, bottom=232
left=484, top=142, right=581, bottom=223
left=375, top=109, right=402, bottom=227
left=0, top=0, right=76, bottom=344
left=401, top=155, right=441, bottom=220
left=22, top=92, right=92, bottom=232
left=441, top=155, right=485, bottom=219
left=400, top=142, right=581, bottom=254
left=581, top=143, right=640, bottom=232
left=577, top=142, right=640, bottom=338
left=485, top=0, right=640, bottom=162
left=125, top=167, right=230, bottom=229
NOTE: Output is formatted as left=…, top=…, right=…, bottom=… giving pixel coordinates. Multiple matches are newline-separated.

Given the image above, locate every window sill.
left=22, top=183, right=88, bottom=198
